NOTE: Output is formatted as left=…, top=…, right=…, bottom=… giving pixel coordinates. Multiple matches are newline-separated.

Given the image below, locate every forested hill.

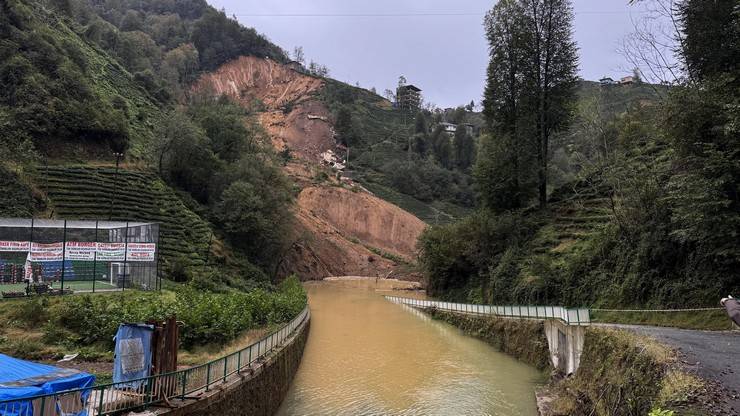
left=419, top=0, right=739, bottom=309
left=1, top=0, right=286, bottom=159
left=0, top=0, right=295, bottom=287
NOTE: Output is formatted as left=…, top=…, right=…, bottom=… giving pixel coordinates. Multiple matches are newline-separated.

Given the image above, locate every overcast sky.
left=206, top=0, right=658, bottom=108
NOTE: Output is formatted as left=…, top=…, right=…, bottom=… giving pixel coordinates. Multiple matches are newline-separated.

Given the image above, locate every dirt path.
left=597, top=323, right=740, bottom=412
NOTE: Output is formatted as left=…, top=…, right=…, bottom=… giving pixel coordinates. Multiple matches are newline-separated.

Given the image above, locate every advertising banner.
left=125, top=243, right=156, bottom=262
left=0, top=241, right=156, bottom=262
left=65, top=242, right=97, bottom=261
left=30, top=242, right=63, bottom=262
left=0, top=241, right=31, bottom=252
left=96, top=243, right=126, bottom=261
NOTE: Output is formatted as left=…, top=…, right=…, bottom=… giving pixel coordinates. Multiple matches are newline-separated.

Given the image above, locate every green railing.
left=385, top=296, right=590, bottom=326
left=0, top=306, right=310, bottom=416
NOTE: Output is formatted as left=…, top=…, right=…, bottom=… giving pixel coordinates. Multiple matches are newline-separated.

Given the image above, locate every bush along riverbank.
left=427, top=309, right=721, bottom=416
left=0, top=276, right=307, bottom=362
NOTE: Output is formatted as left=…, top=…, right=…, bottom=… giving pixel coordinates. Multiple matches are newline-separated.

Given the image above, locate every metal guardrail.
left=385, top=296, right=590, bottom=326
left=0, top=306, right=310, bottom=416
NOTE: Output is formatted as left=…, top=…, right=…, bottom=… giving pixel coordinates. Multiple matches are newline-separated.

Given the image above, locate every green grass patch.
left=591, top=309, right=733, bottom=331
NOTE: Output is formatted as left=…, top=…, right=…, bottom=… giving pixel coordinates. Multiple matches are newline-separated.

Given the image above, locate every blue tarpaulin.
left=0, top=354, right=95, bottom=415
left=113, top=324, right=154, bottom=389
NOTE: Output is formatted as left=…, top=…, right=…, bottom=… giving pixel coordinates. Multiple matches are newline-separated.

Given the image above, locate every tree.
left=481, top=0, right=530, bottom=210
left=432, top=132, right=453, bottom=169
left=454, top=126, right=475, bottom=170
left=678, top=0, right=740, bottom=82
left=334, top=107, right=355, bottom=146
left=519, top=0, right=578, bottom=208
left=292, top=46, right=305, bottom=65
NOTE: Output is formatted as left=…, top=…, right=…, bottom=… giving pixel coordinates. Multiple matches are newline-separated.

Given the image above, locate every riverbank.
left=426, top=309, right=729, bottom=416
left=322, top=275, right=423, bottom=291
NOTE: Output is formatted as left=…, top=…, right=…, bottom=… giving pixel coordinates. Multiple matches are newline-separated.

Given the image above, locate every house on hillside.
left=439, top=122, right=475, bottom=136
left=599, top=77, right=616, bottom=86
left=619, top=76, right=635, bottom=85
left=440, top=122, right=457, bottom=134
left=396, top=84, right=422, bottom=112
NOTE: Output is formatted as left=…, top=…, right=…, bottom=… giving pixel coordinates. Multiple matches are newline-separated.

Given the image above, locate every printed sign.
left=30, top=242, right=63, bottom=262
left=0, top=240, right=157, bottom=262
left=0, top=241, right=30, bottom=252
left=64, top=241, right=97, bottom=261
left=96, top=243, right=126, bottom=261
left=125, top=243, right=156, bottom=262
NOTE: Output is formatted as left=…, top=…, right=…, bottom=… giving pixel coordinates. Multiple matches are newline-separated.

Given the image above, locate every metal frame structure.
left=0, top=219, right=160, bottom=297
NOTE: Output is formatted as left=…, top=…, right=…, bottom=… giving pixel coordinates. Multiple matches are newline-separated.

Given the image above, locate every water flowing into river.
left=276, top=280, right=544, bottom=416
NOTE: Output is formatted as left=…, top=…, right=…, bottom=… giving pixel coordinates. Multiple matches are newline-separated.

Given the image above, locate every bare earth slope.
left=194, top=56, right=426, bottom=280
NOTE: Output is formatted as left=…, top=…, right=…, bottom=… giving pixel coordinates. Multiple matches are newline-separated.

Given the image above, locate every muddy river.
left=276, top=280, right=544, bottom=416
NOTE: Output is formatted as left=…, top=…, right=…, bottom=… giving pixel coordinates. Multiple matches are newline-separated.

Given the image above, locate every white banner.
left=0, top=241, right=156, bottom=262
left=96, top=243, right=126, bottom=261
left=0, top=241, right=30, bottom=252
left=125, top=243, right=156, bottom=262
left=65, top=242, right=97, bottom=261
left=30, top=242, right=63, bottom=262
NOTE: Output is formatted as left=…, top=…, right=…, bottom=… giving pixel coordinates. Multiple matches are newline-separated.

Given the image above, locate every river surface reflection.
left=276, top=280, right=544, bottom=415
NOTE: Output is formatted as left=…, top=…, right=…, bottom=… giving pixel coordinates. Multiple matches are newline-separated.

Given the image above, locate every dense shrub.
left=49, top=276, right=306, bottom=349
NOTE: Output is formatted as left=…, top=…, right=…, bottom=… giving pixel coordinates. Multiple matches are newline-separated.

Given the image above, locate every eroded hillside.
left=194, top=56, right=427, bottom=280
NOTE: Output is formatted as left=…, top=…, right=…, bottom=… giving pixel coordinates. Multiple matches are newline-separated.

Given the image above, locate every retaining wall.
left=163, top=319, right=310, bottom=416
left=427, top=308, right=552, bottom=370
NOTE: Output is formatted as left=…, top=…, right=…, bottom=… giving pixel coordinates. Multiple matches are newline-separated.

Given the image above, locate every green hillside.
left=40, top=166, right=212, bottom=266
left=0, top=0, right=165, bottom=159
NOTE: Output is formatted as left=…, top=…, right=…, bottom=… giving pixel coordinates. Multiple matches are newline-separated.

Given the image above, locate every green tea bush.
left=49, top=276, right=306, bottom=349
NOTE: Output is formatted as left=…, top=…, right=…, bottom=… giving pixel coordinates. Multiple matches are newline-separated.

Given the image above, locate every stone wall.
left=164, top=319, right=310, bottom=416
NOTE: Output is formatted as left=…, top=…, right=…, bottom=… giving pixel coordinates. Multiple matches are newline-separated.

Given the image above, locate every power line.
left=232, top=11, right=649, bottom=18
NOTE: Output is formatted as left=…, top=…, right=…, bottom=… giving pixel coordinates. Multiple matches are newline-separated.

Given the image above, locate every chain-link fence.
left=0, top=219, right=160, bottom=298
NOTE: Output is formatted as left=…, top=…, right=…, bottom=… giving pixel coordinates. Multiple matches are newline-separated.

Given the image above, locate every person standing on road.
left=720, top=295, right=740, bottom=327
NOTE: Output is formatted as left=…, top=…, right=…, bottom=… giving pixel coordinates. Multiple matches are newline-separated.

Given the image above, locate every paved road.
left=597, top=324, right=740, bottom=412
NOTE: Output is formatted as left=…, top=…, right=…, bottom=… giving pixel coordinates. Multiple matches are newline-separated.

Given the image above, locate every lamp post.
left=108, top=152, right=124, bottom=221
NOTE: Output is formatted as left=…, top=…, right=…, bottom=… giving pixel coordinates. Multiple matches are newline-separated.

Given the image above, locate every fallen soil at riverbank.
left=320, top=276, right=423, bottom=291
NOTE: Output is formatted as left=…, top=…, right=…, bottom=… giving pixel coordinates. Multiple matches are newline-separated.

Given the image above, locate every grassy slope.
left=40, top=165, right=212, bottom=267
left=7, top=0, right=165, bottom=159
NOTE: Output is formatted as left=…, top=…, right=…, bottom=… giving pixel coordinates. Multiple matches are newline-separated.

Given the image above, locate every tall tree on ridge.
left=522, top=0, right=579, bottom=208
left=480, top=0, right=532, bottom=210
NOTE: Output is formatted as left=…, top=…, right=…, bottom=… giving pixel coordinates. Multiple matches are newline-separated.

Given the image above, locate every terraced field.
left=530, top=180, right=614, bottom=256
left=40, top=166, right=213, bottom=267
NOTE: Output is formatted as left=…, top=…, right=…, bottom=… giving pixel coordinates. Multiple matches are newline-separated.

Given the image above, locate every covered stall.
left=0, top=354, right=95, bottom=416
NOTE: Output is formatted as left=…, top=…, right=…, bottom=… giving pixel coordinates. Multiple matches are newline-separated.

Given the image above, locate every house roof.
left=398, top=84, right=421, bottom=92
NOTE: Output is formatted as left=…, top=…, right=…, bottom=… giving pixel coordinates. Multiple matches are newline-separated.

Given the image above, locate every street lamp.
left=108, top=152, right=124, bottom=220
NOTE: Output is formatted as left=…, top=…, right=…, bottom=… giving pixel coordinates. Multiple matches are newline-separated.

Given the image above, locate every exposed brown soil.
left=193, top=56, right=427, bottom=281
left=298, top=186, right=425, bottom=260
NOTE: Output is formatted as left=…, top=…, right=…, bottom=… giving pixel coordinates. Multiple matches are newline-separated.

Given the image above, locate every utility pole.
left=108, top=152, right=124, bottom=221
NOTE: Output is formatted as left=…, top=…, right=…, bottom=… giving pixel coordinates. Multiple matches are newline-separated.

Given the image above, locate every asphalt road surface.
left=599, top=323, right=740, bottom=413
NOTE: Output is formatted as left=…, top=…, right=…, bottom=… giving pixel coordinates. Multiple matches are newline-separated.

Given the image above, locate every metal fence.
left=385, top=296, right=591, bottom=326
left=0, top=306, right=310, bottom=416
left=0, top=219, right=160, bottom=298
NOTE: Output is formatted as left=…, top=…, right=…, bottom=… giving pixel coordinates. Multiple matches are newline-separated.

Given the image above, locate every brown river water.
left=276, top=279, right=544, bottom=416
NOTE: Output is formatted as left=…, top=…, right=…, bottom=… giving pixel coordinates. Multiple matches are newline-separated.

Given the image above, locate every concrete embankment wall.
left=427, top=309, right=686, bottom=416
left=165, top=320, right=310, bottom=416
left=427, top=309, right=551, bottom=370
